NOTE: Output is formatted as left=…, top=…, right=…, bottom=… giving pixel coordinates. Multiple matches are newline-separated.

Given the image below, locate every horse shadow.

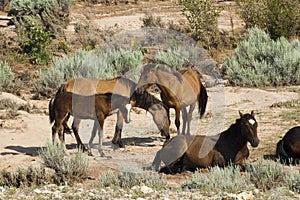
left=2, top=146, right=42, bottom=156
left=102, top=136, right=164, bottom=147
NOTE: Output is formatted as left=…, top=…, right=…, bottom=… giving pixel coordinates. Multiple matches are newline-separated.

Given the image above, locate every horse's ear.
left=239, top=111, right=243, bottom=117
left=251, top=110, right=255, bottom=117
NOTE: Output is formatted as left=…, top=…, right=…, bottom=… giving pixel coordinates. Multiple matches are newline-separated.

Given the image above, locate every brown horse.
left=276, top=126, right=300, bottom=163
left=152, top=111, right=259, bottom=174
left=49, top=88, right=132, bottom=156
left=136, top=63, right=208, bottom=135
left=61, top=77, right=170, bottom=149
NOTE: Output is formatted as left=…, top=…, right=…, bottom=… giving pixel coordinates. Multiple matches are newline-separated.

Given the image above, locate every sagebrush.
left=222, top=27, right=300, bottom=86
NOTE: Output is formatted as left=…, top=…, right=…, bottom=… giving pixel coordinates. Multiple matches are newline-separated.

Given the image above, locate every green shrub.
left=21, top=27, right=52, bottom=64
left=222, top=27, right=300, bottom=86
left=246, top=158, right=300, bottom=192
left=98, top=170, right=167, bottom=190
left=9, top=0, right=74, bottom=38
left=154, top=48, right=189, bottom=70
left=39, top=47, right=143, bottom=90
left=177, top=0, right=222, bottom=48
left=0, top=166, right=50, bottom=188
left=38, top=142, right=90, bottom=184
left=141, top=11, right=164, bottom=28
left=0, top=61, right=15, bottom=91
left=236, top=0, right=300, bottom=39
left=182, top=165, right=253, bottom=193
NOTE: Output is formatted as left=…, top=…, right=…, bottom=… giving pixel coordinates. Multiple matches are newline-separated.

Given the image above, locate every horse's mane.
left=144, top=63, right=183, bottom=82
left=133, top=91, right=164, bottom=111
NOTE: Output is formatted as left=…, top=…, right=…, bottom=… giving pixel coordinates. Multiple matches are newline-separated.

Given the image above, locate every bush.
left=177, top=0, right=222, bottom=49
left=98, top=168, right=167, bottom=190
left=0, top=166, right=50, bottom=188
left=21, top=27, right=52, bottom=64
left=8, top=0, right=74, bottom=38
left=222, top=27, right=300, bottom=86
left=236, top=0, right=300, bottom=39
left=154, top=48, right=191, bottom=70
left=38, top=142, right=90, bottom=184
left=38, top=47, right=143, bottom=90
left=181, top=165, right=253, bottom=193
left=0, top=61, right=15, bottom=91
left=246, top=158, right=300, bottom=192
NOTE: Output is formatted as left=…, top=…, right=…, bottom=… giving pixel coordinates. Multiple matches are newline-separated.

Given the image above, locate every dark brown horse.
left=49, top=88, right=132, bottom=157
left=60, top=77, right=170, bottom=149
left=152, top=111, right=259, bottom=174
left=136, top=63, right=208, bottom=135
left=276, top=126, right=300, bottom=162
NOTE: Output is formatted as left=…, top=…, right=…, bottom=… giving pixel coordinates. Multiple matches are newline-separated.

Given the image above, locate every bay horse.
left=60, top=77, right=170, bottom=149
left=136, top=63, right=208, bottom=135
left=49, top=89, right=132, bottom=157
left=152, top=111, right=259, bottom=174
left=276, top=126, right=300, bottom=163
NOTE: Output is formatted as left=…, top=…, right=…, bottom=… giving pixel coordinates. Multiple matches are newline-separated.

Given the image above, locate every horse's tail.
left=276, top=140, right=289, bottom=158
left=49, top=83, right=67, bottom=123
left=198, top=82, right=208, bottom=118
left=49, top=97, right=55, bottom=124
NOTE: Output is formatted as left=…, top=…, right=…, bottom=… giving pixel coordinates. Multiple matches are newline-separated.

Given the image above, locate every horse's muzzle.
left=250, top=138, right=260, bottom=147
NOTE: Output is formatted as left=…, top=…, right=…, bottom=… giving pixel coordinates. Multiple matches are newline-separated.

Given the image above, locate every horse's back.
left=281, top=126, right=300, bottom=158
left=159, top=135, right=195, bottom=166
left=64, top=77, right=134, bottom=97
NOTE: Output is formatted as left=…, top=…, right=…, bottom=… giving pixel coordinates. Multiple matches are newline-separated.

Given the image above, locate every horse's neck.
left=217, top=123, right=247, bottom=150
left=156, top=72, right=183, bottom=98
left=139, top=93, right=161, bottom=110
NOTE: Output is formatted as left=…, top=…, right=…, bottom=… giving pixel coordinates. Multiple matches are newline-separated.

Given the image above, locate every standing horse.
left=49, top=89, right=132, bottom=157
left=136, top=63, right=208, bottom=135
left=60, top=77, right=170, bottom=149
left=152, top=111, right=259, bottom=174
left=276, top=126, right=300, bottom=162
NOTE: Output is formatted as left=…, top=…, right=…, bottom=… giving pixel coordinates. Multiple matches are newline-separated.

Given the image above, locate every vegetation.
left=38, top=142, right=90, bottom=184
left=182, top=158, right=300, bottom=196
left=236, top=0, right=300, bottom=39
left=0, top=61, right=14, bottom=91
left=222, top=27, right=300, bottom=86
left=38, top=47, right=143, bottom=91
left=182, top=165, right=253, bottom=193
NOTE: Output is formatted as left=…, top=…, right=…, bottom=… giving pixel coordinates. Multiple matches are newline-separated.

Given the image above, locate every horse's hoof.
left=112, top=140, right=125, bottom=148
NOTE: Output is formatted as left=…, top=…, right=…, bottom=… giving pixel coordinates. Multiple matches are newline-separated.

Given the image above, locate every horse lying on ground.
left=276, top=126, right=300, bottom=163
left=152, top=111, right=259, bottom=174
left=136, top=63, right=208, bottom=135
left=60, top=77, right=170, bottom=150
left=49, top=88, right=131, bottom=157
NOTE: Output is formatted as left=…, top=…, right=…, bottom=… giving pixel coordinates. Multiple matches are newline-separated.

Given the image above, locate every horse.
left=276, top=126, right=300, bottom=163
left=60, top=77, right=170, bottom=149
left=136, top=63, right=208, bottom=135
left=49, top=89, right=132, bottom=157
left=152, top=111, right=259, bottom=174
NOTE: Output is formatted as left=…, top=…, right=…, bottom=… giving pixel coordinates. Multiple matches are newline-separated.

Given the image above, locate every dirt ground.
left=0, top=0, right=300, bottom=185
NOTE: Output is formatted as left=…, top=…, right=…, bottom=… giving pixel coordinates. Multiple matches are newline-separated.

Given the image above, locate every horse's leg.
left=186, top=103, right=196, bottom=135
left=233, top=146, right=249, bottom=170
left=72, top=118, right=87, bottom=152
left=152, top=150, right=162, bottom=171
left=181, top=106, right=188, bottom=135
left=87, top=120, right=99, bottom=156
left=175, top=105, right=181, bottom=135
left=112, top=110, right=124, bottom=147
left=95, top=113, right=106, bottom=157
left=211, top=150, right=226, bottom=167
left=62, top=113, right=72, bottom=135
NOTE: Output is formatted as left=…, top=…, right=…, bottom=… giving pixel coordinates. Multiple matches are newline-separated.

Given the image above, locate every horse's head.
left=239, top=111, right=259, bottom=147
left=149, top=104, right=170, bottom=140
